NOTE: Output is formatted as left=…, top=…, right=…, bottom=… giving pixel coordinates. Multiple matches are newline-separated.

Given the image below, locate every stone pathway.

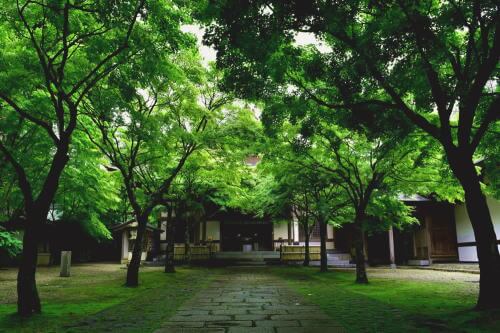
left=155, top=270, right=345, bottom=333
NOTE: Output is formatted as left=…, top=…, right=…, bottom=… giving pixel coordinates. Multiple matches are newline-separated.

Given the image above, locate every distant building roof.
left=244, top=155, right=261, bottom=167
left=109, top=220, right=163, bottom=233
left=398, top=194, right=432, bottom=202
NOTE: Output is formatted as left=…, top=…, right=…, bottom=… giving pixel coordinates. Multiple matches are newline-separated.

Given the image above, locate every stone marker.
left=60, top=251, right=71, bottom=277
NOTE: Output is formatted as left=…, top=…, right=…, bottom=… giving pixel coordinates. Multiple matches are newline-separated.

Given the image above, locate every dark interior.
left=221, top=222, right=273, bottom=251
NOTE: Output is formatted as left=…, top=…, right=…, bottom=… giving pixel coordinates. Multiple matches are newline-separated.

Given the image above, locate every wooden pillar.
left=425, top=216, right=433, bottom=264
left=287, top=221, right=292, bottom=245
left=388, top=226, right=396, bottom=268
left=121, top=231, right=129, bottom=262
left=332, top=228, right=336, bottom=250
left=412, top=232, right=417, bottom=259
left=202, top=219, right=207, bottom=242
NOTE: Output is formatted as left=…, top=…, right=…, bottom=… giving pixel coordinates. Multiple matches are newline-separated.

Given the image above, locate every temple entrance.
left=221, top=221, right=273, bottom=251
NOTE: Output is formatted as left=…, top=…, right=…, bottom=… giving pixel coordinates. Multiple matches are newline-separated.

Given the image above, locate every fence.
left=173, top=244, right=211, bottom=261
left=280, top=245, right=321, bottom=261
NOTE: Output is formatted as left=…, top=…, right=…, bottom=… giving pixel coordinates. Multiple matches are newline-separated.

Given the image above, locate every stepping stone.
left=276, top=328, right=347, bottom=333
left=228, top=328, right=275, bottom=333
left=155, top=329, right=224, bottom=333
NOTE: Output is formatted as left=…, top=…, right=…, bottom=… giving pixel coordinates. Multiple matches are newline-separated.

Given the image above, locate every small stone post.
left=60, top=251, right=71, bottom=277
left=388, top=226, right=396, bottom=269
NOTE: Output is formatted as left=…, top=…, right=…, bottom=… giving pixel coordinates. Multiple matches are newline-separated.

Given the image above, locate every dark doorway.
left=221, top=222, right=273, bottom=251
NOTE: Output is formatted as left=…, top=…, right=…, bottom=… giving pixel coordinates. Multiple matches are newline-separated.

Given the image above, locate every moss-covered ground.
left=1, top=264, right=499, bottom=332
left=269, top=266, right=500, bottom=332
left=0, top=263, right=215, bottom=332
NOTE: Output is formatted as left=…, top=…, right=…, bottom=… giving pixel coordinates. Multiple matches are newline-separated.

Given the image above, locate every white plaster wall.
left=160, top=221, right=167, bottom=240
left=273, top=223, right=289, bottom=240
left=327, top=225, right=334, bottom=239
left=206, top=221, right=220, bottom=241
left=458, top=246, right=479, bottom=262
left=292, top=241, right=334, bottom=250
left=455, top=197, right=500, bottom=262
left=293, top=221, right=300, bottom=242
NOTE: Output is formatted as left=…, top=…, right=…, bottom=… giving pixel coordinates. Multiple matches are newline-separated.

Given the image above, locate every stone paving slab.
left=156, top=270, right=345, bottom=333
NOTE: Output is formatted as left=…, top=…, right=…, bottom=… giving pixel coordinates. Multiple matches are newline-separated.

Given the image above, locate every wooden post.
left=425, top=216, right=433, bottom=264
left=412, top=231, right=417, bottom=259
left=202, top=219, right=207, bottom=243
left=388, top=226, right=396, bottom=268
left=362, top=231, right=368, bottom=260
left=60, top=251, right=71, bottom=277
left=287, top=221, right=292, bottom=245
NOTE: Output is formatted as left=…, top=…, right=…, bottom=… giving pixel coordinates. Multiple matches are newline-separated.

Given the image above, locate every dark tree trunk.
left=126, top=214, right=148, bottom=287
left=319, top=218, right=328, bottom=272
left=17, top=221, right=41, bottom=316
left=303, top=223, right=310, bottom=267
left=164, top=206, right=175, bottom=273
left=354, top=222, right=368, bottom=284
left=16, top=145, right=70, bottom=316
left=449, top=154, right=500, bottom=309
left=151, top=219, right=161, bottom=259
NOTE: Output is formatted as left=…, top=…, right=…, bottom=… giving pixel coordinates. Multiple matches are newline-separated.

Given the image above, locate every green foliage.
left=199, top=0, right=499, bottom=206
left=0, top=231, right=22, bottom=257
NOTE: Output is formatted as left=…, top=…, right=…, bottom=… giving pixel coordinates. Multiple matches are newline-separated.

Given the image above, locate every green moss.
left=2, top=265, right=498, bottom=332
left=0, top=266, right=215, bottom=333
left=269, top=267, right=500, bottom=333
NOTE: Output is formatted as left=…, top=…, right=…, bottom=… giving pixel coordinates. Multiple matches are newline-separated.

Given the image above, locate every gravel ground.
left=414, top=263, right=479, bottom=273
left=366, top=267, right=479, bottom=284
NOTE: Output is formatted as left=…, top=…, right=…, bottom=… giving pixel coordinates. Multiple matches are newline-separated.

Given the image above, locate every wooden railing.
left=173, top=244, right=211, bottom=261
left=280, top=245, right=321, bottom=261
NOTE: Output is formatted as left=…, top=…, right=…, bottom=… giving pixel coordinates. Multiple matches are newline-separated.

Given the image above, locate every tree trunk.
left=165, top=206, right=175, bottom=273
left=17, top=221, right=41, bottom=316
left=303, top=223, right=310, bottom=267
left=151, top=219, right=161, bottom=259
left=16, top=146, right=70, bottom=316
left=353, top=217, right=368, bottom=283
left=126, top=214, right=148, bottom=287
left=449, top=154, right=500, bottom=309
left=319, top=219, right=328, bottom=272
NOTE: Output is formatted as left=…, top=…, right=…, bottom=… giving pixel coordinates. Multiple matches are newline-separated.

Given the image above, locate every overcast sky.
left=181, top=24, right=331, bottom=67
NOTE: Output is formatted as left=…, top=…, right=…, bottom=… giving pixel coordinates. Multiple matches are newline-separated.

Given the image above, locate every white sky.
left=181, top=24, right=217, bottom=66
left=293, top=32, right=332, bottom=54
left=181, top=24, right=331, bottom=67
left=180, top=25, right=330, bottom=120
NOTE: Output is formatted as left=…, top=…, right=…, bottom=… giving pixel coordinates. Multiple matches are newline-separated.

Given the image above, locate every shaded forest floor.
left=0, top=263, right=498, bottom=332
